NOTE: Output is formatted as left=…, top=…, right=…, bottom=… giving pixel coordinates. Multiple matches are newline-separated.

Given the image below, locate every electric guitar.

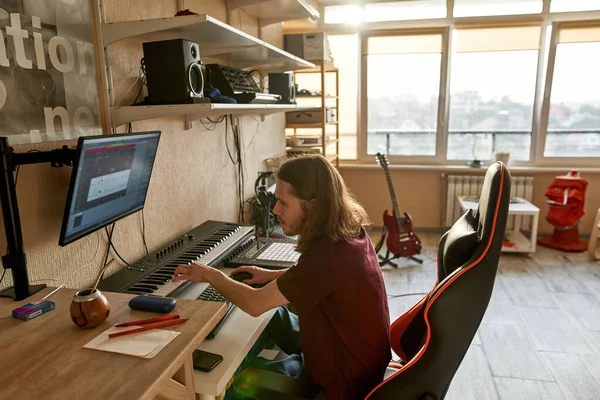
left=375, top=153, right=422, bottom=260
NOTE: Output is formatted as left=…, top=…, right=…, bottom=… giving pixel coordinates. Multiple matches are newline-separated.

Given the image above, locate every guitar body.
left=382, top=209, right=422, bottom=257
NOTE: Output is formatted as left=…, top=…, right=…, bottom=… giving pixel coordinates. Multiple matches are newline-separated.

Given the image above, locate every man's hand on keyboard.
left=173, top=263, right=217, bottom=283
left=230, top=266, right=287, bottom=285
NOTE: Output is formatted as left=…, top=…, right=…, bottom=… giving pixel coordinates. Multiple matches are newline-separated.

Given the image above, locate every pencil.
left=108, top=318, right=188, bottom=339
left=115, top=314, right=180, bottom=327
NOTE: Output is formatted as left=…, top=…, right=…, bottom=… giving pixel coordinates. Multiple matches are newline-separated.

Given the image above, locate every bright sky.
left=368, top=43, right=600, bottom=105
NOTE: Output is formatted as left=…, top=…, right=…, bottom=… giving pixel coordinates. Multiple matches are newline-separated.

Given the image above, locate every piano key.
left=133, top=283, right=160, bottom=290
left=128, top=286, right=154, bottom=293
left=148, top=274, right=171, bottom=281
left=140, top=279, right=165, bottom=285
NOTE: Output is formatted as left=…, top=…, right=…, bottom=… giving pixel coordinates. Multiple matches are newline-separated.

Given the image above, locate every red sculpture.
left=538, top=170, right=588, bottom=252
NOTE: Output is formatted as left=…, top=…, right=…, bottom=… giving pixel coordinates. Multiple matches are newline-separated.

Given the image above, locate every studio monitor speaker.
left=142, top=39, right=206, bottom=105
left=268, top=73, right=295, bottom=104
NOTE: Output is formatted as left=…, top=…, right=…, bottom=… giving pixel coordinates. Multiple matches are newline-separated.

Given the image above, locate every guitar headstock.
left=375, top=152, right=389, bottom=168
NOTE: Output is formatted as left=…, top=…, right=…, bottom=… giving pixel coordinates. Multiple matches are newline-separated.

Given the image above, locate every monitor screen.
left=59, top=131, right=161, bottom=246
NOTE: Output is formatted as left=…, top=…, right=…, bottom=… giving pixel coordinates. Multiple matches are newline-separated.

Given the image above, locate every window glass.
left=448, top=27, right=541, bottom=161
left=323, top=5, right=362, bottom=25
left=545, top=27, right=600, bottom=157
left=454, top=0, right=542, bottom=17
left=367, top=34, right=443, bottom=156
left=364, top=0, right=446, bottom=23
left=550, top=0, right=600, bottom=12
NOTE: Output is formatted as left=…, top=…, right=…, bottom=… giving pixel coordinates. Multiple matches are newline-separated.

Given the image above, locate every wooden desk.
left=0, top=288, right=226, bottom=400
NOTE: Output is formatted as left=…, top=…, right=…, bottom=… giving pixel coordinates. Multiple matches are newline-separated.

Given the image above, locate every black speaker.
left=142, top=39, right=207, bottom=105
left=268, top=73, right=295, bottom=104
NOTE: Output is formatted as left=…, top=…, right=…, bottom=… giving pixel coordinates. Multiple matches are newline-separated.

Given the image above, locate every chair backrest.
left=367, top=162, right=511, bottom=400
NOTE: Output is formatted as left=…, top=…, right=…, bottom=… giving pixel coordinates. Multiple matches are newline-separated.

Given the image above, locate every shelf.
left=502, top=230, right=535, bottom=254
left=101, top=14, right=315, bottom=72
left=296, top=95, right=338, bottom=99
left=285, top=138, right=339, bottom=150
left=228, top=0, right=320, bottom=26
left=293, top=61, right=338, bottom=73
left=111, top=103, right=311, bottom=127
left=286, top=122, right=337, bottom=129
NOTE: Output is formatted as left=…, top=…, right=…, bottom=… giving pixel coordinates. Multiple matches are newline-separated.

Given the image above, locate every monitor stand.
left=0, top=137, right=75, bottom=301
left=0, top=284, right=46, bottom=300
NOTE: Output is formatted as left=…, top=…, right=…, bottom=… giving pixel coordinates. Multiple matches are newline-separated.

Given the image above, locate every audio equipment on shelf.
left=268, top=73, right=296, bottom=104
left=142, top=39, right=209, bottom=105
left=205, top=64, right=281, bottom=104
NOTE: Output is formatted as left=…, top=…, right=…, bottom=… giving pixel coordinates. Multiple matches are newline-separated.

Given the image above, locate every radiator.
left=442, top=174, right=534, bottom=230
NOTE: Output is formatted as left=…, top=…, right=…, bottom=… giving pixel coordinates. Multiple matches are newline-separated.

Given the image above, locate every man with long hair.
left=174, top=154, right=391, bottom=399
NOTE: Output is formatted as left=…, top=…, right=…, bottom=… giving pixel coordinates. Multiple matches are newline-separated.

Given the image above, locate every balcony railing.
left=367, top=129, right=600, bottom=159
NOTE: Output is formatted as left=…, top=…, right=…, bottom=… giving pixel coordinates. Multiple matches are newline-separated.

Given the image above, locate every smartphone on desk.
left=193, top=349, right=223, bottom=372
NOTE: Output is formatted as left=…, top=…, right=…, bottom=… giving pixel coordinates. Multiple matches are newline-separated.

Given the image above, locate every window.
left=324, top=5, right=362, bottom=25
left=448, top=27, right=541, bottom=162
left=453, top=0, right=542, bottom=17
left=329, top=35, right=359, bottom=160
left=550, top=0, right=600, bottom=12
left=324, top=0, right=445, bottom=25
left=366, top=34, right=443, bottom=156
left=544, top=26, right=600, bottom=157
left=364, top=0, right=446, bottom=23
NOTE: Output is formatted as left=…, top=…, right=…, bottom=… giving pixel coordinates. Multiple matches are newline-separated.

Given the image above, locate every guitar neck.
left=383, top=166, right=402, bottom=219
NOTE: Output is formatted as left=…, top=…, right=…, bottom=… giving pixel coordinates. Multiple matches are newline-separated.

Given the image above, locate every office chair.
left=232, top=162, right=511, bottom=400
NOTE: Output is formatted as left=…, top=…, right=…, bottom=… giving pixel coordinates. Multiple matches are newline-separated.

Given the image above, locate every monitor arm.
left=0, top=137, right=77, bottom=301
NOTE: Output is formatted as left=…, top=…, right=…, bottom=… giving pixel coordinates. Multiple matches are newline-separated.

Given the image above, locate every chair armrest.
left=231, top=368, right=325, bottom=400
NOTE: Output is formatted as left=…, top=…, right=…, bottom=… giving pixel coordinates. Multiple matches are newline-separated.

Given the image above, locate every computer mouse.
left=230, top=272, right=253, bottom=282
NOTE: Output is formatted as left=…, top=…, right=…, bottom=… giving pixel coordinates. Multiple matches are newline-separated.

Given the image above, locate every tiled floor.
left=377, top=231, right=600, bottom=400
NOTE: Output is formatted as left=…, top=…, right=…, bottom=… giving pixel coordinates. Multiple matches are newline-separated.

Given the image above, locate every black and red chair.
left=232, top=161, right=511, bottom=400
left=366, top=161, right=511, bottom=399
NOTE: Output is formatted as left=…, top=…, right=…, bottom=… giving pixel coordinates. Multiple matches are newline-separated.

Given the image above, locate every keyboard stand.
left=174, top=267, right=277, bottom=399
left=195, top=307, right=276, bottom=399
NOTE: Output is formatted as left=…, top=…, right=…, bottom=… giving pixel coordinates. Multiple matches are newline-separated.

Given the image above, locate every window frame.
left=359, top=28, right=450, bottom=165
left=318, top=0, right=600, bottom=166
left=536, top=21, right=600, bottom=166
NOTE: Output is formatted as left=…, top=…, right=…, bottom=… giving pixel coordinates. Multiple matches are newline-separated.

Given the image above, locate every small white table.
left=458, top=196, right=540, bottom=254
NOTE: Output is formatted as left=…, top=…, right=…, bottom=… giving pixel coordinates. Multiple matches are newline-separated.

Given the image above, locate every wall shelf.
left=228, top=0, right=320, bottom=27
left=111, top=103, right=310, bottom=127
left=101, top=14, right=314, bottom=72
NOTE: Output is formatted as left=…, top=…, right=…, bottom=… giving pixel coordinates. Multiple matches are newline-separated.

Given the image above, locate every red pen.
left=115, top=314, right=180, bottom=327
left=109, top=318, right=188, bottom=339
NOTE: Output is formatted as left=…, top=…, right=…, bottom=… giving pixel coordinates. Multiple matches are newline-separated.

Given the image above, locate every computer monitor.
left=58, top=131, right=161, bottom=246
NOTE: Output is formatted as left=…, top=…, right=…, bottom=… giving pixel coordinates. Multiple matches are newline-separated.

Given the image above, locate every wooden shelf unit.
left=286, top=61, right=340, bottom=167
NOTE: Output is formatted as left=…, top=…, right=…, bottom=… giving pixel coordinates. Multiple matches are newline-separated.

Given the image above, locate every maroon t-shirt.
left=277, top=229, right=391, bottom=399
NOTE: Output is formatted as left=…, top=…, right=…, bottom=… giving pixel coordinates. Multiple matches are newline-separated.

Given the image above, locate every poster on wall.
left=0, top=0, right=102, bottom=145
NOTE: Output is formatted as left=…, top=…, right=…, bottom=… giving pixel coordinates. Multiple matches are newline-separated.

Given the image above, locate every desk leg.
left=156, top=356, right=196, bottom=400
left=175, top=356, right=196, bottom=399
left=198, top=395, right=216, bottom=400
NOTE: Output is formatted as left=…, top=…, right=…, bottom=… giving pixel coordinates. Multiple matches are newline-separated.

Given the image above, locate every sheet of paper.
left=83, top=324, right=181, bottom=359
